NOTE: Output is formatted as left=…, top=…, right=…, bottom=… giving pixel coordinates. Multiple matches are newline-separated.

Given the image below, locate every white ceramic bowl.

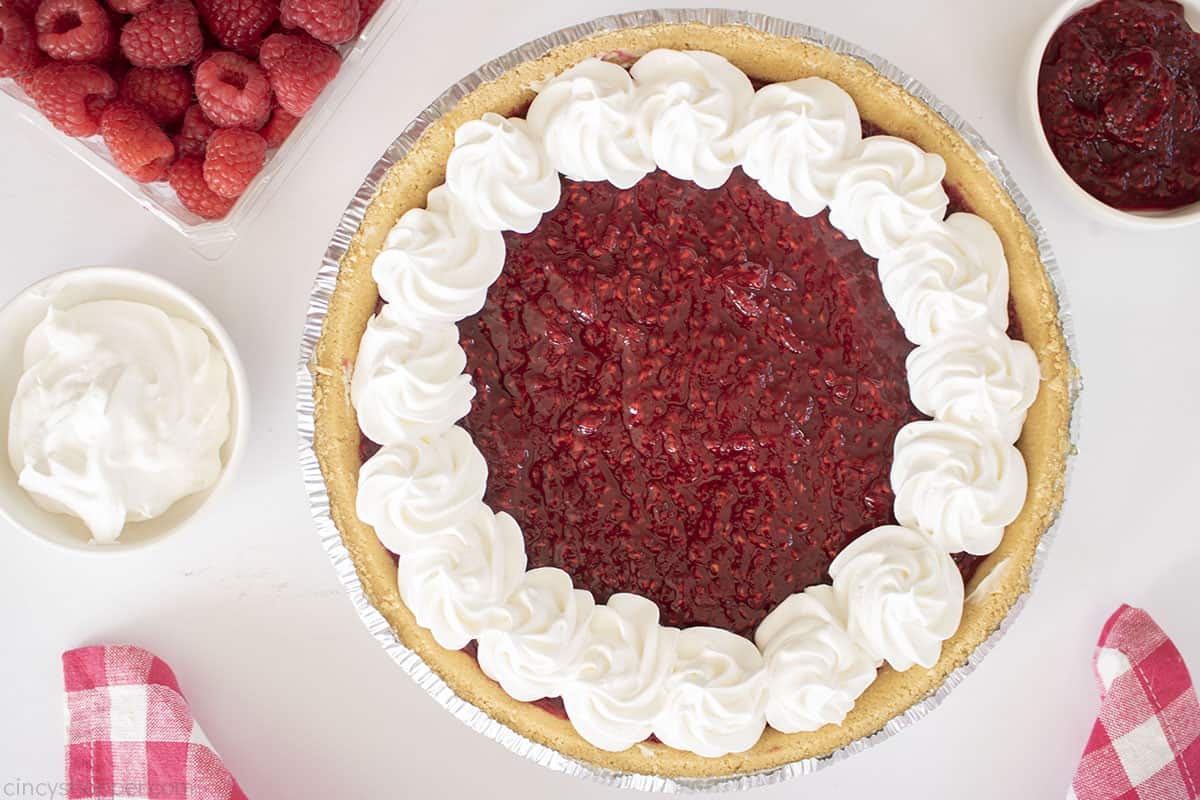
left=1023, top=0, right=1200, bottom=228
left=0, top=267, right=249, bottom=553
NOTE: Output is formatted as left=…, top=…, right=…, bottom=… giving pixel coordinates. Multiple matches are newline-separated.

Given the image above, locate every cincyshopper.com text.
left=3, top=780, right=189, bottom=797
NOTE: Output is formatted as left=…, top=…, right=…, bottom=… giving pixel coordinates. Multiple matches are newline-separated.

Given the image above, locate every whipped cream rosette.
left=372, top=185, right=505, bottom=322
left=445, top=114, right=561, bottom=234
left=740, top=77, right=863, bottom=217
left=351, top=304, right=475, bottom=445
left=527, top=59, right=653, bottom=189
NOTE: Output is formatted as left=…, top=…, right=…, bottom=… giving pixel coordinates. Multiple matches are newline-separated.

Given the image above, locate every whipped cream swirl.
left=445, top=113, right=561, bottom=233
left=740, top=78, right=863, bottom=216
left=560, top=593, right=678, bottom=752
left=9, top=301, right=230, bottom=544
left=877, top=212, right=1010, bottom=345
left=630, top=49, right=753, bottom=190
left=355, top=426, right=487, bottom=555
left=829, top=135, right=949, bottom=259
left=907, top=327, right=1040, bottom=444
left=350, top=304, right=475, bottom=446
left=527, top=59, right=653, bottom=189
left=397, top=505, right=527, bottom=650
left=653, top=626, right=767, bottom=757
left=891, top=420, right=1028, bottom=556
left=755, top=585, right=878, bottom=733
left=830, top=525, right=964, bottom=671
left=373, top=185, right=505, bottom=322
left=476, top=567, right=596, bottom=702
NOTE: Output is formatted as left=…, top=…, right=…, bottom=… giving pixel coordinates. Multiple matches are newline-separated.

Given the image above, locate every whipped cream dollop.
left=476, top=566, right=596, bottom=702
left=829, top=135, right=949, bottom=259
left=9, top=300, right=230, bottom=544
left=740, top=78, right=863, bottom=217
left=907, top=327, right=1040, bottom=444
left=560, top=593, right=678, bottom=752
left=397, top=505, right=526, bottom=650
left=350, top=304, right=475, bottom=446
left=630, top=49, right=753, bottom=190
left=445, top=113, right=561, bottom=234
left=877, top=212, right=1010, bottom=345
left=830, top=525, right=964, bottom=671
left=653, top=626, right=767, bottom=758
left=527, top=59, right=653, bottom=189
left=891, top=420, right=1028, bottom=556
left=355, top=426, right=487, bottom=555
left=755, top=585, right=878, bottom=733
left=373, top=185, right=505, bottom=322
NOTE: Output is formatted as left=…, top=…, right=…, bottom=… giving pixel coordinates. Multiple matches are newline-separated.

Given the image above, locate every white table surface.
left=1, top=0, right=1197, bottom=796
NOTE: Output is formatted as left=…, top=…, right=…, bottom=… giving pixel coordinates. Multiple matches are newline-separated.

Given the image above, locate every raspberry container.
left=0, top=0, right=412, bottom=260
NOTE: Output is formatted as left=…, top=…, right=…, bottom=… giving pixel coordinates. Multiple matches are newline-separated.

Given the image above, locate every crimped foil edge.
left=295, top=8, right=1082, bottom=793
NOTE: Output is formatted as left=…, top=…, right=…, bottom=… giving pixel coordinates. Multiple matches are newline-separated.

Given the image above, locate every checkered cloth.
left=1070, top=605, right=1200, bottom=800
left=63, top=646, right=247, bottom=800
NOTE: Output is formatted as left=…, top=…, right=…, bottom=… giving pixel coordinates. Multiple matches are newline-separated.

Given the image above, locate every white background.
left=1, top=0, right=1197, bottom=797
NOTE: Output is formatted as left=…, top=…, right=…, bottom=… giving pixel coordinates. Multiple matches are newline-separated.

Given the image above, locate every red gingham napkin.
left=62, top=646, right=247, bottom=800
left=1070, top=605, right=1200, bottom=800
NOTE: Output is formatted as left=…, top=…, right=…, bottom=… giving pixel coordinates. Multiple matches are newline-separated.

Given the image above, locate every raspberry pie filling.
left=1038, top=0, right=1200, bottom=210
left=350, top=50, right=1041, bottom=758
left=462, top=168, right=944, bottom=638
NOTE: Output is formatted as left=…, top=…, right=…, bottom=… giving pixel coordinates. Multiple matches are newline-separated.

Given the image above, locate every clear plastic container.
left=0, top=0, right=412, bottom=259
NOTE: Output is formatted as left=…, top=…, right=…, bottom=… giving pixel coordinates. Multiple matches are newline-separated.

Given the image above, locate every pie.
left=309, top=21, right=1074, bottom=779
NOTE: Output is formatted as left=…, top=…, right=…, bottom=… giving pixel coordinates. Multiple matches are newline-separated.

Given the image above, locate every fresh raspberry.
left=168, top=156, right=234, bottom=218
left=0, top=0, right=40, bottom=20
left=279, top=0, right=357, bottom=45
left=188, top=45, right=214, bottom=75
left=105, top=0, right=154, bottom=14
left=12, top=46, right=46, bottom=90
left=174, top=102, right=214, bottom=156
left=357, top=0, right=381, bottom=32
left=100, top=99, right=174, bottom=181
left=26, top=61, right=115, bottom=135
left=119, top=66, right=191, bottom=124
left=34, top=0, right=113, bottom=62
left=255, top=31, right=285, bottom=69
left=193, top=50, right=269, bottom=127
left=202, top=126, right=264, bottom=197
left=258, top=32, right=338, bottom=116
left=119, top=0, right=202, bottom=68
left=195, top=0, right=275, bottom=53
left=0, top=8, right=37, bottom=77
left=260, top=105, right=297, bottom=147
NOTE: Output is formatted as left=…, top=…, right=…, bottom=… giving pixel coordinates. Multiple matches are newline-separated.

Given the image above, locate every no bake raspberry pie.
left=310, top=22, right=1073, bottom=778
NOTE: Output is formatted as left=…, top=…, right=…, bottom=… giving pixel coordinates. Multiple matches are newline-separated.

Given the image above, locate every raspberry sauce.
left=459, top=169, right=926, bottom=638
left=1038, top=0, right=1200, bottom=209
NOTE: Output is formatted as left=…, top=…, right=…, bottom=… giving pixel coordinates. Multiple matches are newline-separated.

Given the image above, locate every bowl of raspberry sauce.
left=1026, top=0, right=1200, bottom=227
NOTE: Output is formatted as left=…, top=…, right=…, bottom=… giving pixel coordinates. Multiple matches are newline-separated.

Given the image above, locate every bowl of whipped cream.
left=0, top=267, right=248, bottom=551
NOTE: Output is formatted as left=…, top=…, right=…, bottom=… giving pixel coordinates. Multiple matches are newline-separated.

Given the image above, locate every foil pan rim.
left=295, top=7, right=1082, bottom=792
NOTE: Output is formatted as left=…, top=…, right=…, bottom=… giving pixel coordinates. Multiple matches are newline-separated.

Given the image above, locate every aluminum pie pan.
left=295, top=8, right=1083, bottom=793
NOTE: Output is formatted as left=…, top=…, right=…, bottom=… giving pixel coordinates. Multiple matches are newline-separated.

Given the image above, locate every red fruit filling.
left=1038, top=0, right=1200, bottom=210
left=460, top=168, right=943, bottom=636
left=360, top=167, right=1001, bottom=645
